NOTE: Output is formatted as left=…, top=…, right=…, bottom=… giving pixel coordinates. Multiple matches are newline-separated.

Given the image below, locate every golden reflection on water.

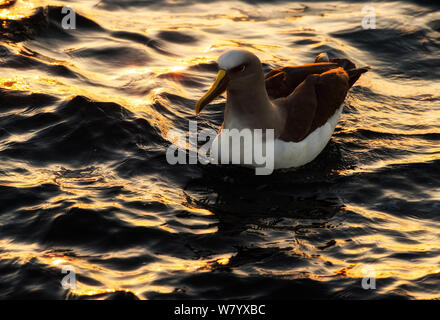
left=1, top=0, right=439, bottom=299
left=338, top=152, right=440, bottom=177
left=335, top=205, right=440, bottom=287
left=0, top=0, right=36, bottom=20
left=56, top=252, right=233, bottom=298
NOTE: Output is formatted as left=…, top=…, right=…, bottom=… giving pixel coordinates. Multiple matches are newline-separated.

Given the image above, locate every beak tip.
left=194, top=69, right=227, bottom=116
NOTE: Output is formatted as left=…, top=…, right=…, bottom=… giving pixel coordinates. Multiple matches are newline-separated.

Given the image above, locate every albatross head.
left=195, top=49, right=263, bottom=115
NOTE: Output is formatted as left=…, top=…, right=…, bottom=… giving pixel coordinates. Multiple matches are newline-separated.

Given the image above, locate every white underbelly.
left=209, top=104, right=344, bottom=170
left=273, top=103, right=344, bottom=169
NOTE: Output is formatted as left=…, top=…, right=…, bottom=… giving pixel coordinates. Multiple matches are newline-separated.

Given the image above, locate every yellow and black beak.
left=195, top=69, right=229, bottom=115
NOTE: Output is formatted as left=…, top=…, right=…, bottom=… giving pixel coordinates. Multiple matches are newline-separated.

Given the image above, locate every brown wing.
left=277, top=67, right=350, bottom=142
left=265, top=62, right=341, bottom=100
left=265, top=59, right=368, bottom=100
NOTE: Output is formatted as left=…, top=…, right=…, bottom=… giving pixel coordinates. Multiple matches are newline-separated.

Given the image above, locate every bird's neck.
left=223, top=77, right=284, bottom=135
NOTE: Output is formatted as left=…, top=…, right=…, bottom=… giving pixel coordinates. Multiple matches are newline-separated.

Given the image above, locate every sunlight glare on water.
left=0, top=0, right=439, bottom=299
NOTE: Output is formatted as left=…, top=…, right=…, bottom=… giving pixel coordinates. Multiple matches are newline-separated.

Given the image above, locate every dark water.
left=0, top=0, right=440, bottom=299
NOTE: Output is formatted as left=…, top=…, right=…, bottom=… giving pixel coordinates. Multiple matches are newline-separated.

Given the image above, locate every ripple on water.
left=0, top=0, right=440, bottom=300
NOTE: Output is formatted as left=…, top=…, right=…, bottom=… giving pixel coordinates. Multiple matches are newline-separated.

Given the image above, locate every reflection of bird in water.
left=196, top=49, right=369, bottom=170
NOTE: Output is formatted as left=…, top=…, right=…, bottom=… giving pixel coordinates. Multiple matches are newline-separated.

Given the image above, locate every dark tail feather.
left=329, top=57, right=356, bottom=70
left=347, top=66, right=370, bottom=87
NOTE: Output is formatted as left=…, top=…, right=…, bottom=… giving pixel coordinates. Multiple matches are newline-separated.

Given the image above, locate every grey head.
left=195, top=49, right=266, bottom=114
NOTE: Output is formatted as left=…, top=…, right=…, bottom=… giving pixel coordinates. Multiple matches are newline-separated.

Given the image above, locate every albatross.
left=195, top=49, right=369, bottom=171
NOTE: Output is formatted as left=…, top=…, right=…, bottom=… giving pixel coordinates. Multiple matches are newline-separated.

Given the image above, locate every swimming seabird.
left=195, top=49, right=369, bottom=170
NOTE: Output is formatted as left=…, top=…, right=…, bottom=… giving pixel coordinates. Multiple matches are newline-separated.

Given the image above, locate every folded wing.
left=265, top=54, right=369, bottom=143
left=275, top=67, right=349, bottom=142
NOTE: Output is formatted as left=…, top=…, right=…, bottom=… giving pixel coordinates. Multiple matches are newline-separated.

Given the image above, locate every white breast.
left=273, top=103, right=344, bottom=169
left=209, top=104, right=344, bottom=170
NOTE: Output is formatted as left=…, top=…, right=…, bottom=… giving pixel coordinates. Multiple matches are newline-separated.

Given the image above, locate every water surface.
left=0, top=0, right=440, bottom=299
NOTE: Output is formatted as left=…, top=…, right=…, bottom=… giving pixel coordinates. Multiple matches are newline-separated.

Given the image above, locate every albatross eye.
left=230, top=64, right=246, bottom=73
